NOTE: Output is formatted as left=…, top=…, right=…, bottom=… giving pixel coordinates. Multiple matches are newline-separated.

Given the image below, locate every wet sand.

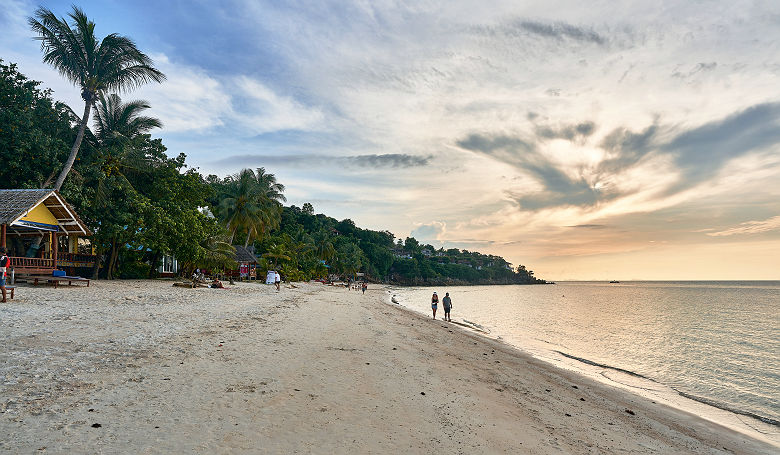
left=1, top=280, right=776, bottom=453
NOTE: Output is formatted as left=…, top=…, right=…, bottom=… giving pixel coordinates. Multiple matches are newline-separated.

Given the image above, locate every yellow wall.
left=20, top=203, right=59, bottom=226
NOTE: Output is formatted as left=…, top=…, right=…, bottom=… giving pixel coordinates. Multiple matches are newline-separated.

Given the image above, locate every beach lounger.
left=3, top=286, right=14, bottom=300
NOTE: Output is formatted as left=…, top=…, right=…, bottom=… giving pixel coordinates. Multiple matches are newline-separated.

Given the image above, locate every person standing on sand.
left=0, top=247, right=9, bottom=302
left=275, top=273, right=281, bottom=291
left=362, top=282, right=367, bottom=294
left=442, top=292, right=452, bottom=321
left=431, top=292, right=439, bottom=319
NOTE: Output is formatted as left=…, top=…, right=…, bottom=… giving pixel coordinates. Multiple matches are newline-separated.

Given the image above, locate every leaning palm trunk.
left=54, top=101, right=91, bottom=190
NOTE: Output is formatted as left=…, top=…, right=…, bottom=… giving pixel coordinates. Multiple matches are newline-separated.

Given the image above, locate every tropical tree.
left=217, top=169, right=265, bottom=244
left=254, top=167, right=286, bottom=205
left=216, top=167, right=287, bottom=246
left=29, top=6, right=165, bottom=190
left=313, top=231, right=336, bottom=263
left=262, top=243, right=291, bottom=270
left=91, top=93, right=162, bottom=202
left=94, top=93, right=162, bottom=145
left=0, top=60, right=74, bottom=189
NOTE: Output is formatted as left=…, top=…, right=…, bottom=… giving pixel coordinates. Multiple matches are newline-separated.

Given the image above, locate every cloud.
left=456, top=101, right=780, bottom=213
left=457, top=132, right=620, bottom=210
left=410, top=221, right=447, bottom=243
left=597, top=124, right=659, bottom=174
left=706, top=216, right=780, bottom=237
left=232, top=76, right=325, bottom=133
left=665, top=102, right=780, bottom=190
left=671, top=62, right=718, bottom=79
left=473, top=18, right=608, bottom=46
left=512, top=20, right=607, bottom=45
left=212, top=153, right=432, bottom=169
left=535, top=121, right=596, bottom=141
left=134, top=54, right=230, bottom=132
left=567, top=224, right=608, bottom=229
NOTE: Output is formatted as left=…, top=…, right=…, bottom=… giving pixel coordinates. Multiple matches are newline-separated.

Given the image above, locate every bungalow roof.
left=0, top=189, right=91, bottom=235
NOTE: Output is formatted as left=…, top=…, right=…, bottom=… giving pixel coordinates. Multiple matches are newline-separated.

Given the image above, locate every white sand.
left=1, top=280, right=777, bottom=454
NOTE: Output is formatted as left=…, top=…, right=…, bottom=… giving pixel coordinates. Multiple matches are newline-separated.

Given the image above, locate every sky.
left=2, top=0, right=779, bottom=280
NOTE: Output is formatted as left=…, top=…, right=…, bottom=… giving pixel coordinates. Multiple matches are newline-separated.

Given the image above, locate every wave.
left=554, top=350, right=779, bottom=428
left=554, top=350, right=658, bottom=382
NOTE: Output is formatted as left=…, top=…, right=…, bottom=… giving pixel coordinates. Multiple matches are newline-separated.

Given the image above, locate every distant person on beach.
left=0, top=247, right=9, bottom=302
left=442, top=292, right=452, bottom=321
left=211, top=278, right=224, bottom=289
left=275, top=273, right=281, bottom=291
left=431, top=292, right=439, bottom=319
left=362, top=282, right=367, bottom=294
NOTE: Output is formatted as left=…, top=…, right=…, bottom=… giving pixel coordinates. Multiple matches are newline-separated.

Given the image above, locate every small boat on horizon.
left=609, top=280, right=620, bottom=283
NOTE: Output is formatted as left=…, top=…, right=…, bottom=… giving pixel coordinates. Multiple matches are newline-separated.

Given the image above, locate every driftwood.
left=173, top=281, right=209, bottom=288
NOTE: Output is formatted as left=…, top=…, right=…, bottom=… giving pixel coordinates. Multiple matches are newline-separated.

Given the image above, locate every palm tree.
left=29, top=6, right=165, bottom=190
left=91, top=93, right=162, bottom=204
left=94, top=93, right=162, bottom=145
left=200, top=231, right=237, bottom=275
left=262, top=244, right=291, bottom=270
left=250, top=167, right=286, bottom=245
left=254, top=167, right=286, bottom=205
left=218, top=169, right=264, bottom=244
left=216, top=168, right=287, bottom=246
left=314, top=231, right=336, bottom=263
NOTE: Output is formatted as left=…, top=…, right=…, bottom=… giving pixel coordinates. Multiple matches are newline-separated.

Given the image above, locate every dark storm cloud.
left=212, top=153, right=431, bottom=169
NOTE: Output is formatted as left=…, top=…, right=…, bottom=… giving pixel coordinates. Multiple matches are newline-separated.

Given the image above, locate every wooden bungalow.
left=0, top=189, right=95, bottom=276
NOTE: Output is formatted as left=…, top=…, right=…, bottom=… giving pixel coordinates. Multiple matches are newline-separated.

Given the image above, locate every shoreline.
left=386, top=283, right=780, bottom=446
left=1, top=281, right=777, bottom=453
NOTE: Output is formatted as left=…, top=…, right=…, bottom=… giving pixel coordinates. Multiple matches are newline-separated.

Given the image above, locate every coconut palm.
left=94, top=93, right=162, bottom=145
left=314, top=231, right=336, bottom=263
left=29, top=6, right=165, bottom=190
left=254, top=167, right=286, bottom=205
left=218, top=169, right=264, bottom=244
left=91, top=93, right=162, bottom=204
left=217, top=168, right=287, bottom=246
left=262, top=244, right=291, bottom=270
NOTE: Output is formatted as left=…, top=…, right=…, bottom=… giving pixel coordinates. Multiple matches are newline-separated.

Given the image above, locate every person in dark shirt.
left=442, top=292, right=452, bottom=321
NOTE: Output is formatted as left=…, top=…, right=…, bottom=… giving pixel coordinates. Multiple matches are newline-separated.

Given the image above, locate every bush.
left=119, top=261, right=151, bottom=279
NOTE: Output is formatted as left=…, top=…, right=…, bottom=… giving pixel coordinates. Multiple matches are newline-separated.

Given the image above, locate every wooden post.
left=52, top=232, right=59, bottom=269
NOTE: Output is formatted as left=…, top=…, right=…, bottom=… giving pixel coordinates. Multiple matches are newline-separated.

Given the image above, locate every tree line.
left=0, top=6, right=546, bottom=284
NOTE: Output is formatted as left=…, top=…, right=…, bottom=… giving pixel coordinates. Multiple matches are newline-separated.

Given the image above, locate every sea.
left=388, top=281, right=780, bottom=436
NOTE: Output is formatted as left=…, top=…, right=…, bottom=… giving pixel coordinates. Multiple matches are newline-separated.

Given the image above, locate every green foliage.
left=120, top=261, right=151, bottom=279
left=248, top=203, right=547, bottom=285
left=0, top=60, right=74, bottom=188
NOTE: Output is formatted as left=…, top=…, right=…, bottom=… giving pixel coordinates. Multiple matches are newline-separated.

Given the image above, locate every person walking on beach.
left=361, top=282, right=367, bottom=294
left=442, top=292, right=452, bottom=322
left=0, top=247, right=9, bottom=303
left=275, top=272, right=281, bottom=291
left=431, top=292, right=439, bottom=319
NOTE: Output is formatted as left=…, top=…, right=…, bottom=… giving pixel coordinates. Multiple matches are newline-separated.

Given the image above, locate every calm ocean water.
left=390, top=281, right=780, bottom=428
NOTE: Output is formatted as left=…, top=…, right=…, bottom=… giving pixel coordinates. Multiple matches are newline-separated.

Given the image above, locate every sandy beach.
left=1, top=281, right=777, bottom=454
